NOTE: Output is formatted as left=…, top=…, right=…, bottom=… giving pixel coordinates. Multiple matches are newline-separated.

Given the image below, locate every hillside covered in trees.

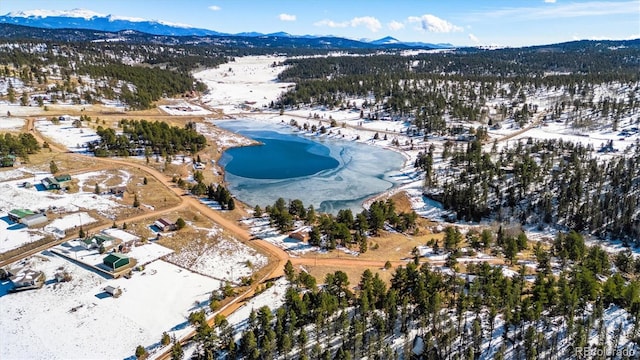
left=274, top=42, right=640, bottom=243
left=183, top=227, right=640, bottom=360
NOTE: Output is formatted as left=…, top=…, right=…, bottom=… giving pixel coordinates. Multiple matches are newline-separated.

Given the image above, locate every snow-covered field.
left=159, top=101, right=211, bottom=116
left=164, top=237, right=267, bottom=284
left=0, top=102, right=45, bottom=117
left=43, top=212, right=97, bottom=238
left=0, top=253, right=220, bottom=360
left=501, top=119, right=639, bottom=154
left=0, top=116, right=25, bottom=130
left=35, top=118, right=100, bottom=152
left=195, top=56, right=295, bottom=110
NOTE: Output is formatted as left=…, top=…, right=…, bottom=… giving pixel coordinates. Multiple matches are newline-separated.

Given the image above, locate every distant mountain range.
left=0, top=9, right=453, bottom=49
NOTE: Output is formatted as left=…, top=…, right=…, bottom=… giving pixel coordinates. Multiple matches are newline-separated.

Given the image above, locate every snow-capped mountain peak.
left=0, top=8, right=207, bottom=36
left=369, top=36, right=401, bottom=45
left=6, top=8, right=105, bottom=20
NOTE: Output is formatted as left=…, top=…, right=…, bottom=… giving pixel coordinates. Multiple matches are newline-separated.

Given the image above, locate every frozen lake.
left=217, top=120, right=406, bottom=213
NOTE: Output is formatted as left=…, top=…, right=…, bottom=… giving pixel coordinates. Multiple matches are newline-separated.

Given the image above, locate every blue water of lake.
left=217, top=119, right=406, bottom=214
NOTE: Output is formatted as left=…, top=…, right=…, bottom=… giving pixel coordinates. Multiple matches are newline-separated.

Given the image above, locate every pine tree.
left=49, top=160, right=59, bottom=174
left=254, top=205, right=263, bottom=217
left=284, top=260, right=296, bottom=283
left=161, top=332, right=170, bottom=346
left=135, top=345, right=148, bottom=359
left=133, top=194, right=140, bottom=208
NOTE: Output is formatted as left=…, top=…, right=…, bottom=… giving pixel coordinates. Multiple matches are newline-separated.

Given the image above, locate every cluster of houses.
left=1, top=212, right=180, bottom=294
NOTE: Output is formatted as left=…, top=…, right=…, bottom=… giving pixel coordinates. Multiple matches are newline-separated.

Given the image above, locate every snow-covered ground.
left=0, top=253, right=219, bottom=360
left=500, top=119, right=639, bottom=155
left=242, top=217, right=316, bottom=255
left=43, top=212, right=97, bottom=238
left=196, top=119, right=256, bottom=149
left=159, top=101, right=211, bottom=116
left=0, top=167, right=32, bottom=182
left=0, top=77, right=26, bottom=95
left=195, top=56, right=295, bottom=110
left=0, top=102, right=46, bottom=117
left=0, top=116, right=25, bottom=130
left=35, top=117, right=100, bottom=153
left=405, top=185, right=453, bottom=221
left=226, top=278, right=289, bottom=339
left=164, top=237, right=267, bottom=284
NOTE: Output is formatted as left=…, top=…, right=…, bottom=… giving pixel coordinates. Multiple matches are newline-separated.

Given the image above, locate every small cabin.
left=104, top=285, right=122, bottom=298
left=154, top=218, right=177, bottom=232
left=289, top=229, right=310, bottom=242
left=41, top=177, right=61, bottom=190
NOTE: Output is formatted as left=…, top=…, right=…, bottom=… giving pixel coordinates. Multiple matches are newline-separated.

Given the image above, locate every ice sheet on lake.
left=218, top=120, right=406, bottom=213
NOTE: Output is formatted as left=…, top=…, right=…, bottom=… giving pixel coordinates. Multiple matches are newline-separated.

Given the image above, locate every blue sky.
left=2, top=0, right=639, bottom=46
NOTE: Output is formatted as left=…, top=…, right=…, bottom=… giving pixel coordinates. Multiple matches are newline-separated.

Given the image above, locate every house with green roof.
left=41, top=174, right=71, bottom=190
left=8, top=209, right=35, bottom=223
left=103, top=253, right=130, bottom=271
left=41, top=177, right=61, bottom=190
left=55, top=174, right=71, bottom=182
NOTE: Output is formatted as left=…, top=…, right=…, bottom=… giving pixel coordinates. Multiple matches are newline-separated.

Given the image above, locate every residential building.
left=10, top=269, right=45, bottom=291
left=21, top=213, right=48, bottom=227
left=154, top=218, right=176, bottom=232
left=8, top=209, right=35, bottom=223
left=41, top=177, right=61, bottom=190
left=103, top=253, right=130, bottom=271
left=82, top=233, right=118, bottom=250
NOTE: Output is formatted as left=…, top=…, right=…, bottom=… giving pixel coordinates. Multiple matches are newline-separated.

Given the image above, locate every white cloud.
left=350, top=16, right=382, bottom=32
left=544, top=0, right=557, bottom=3
left=279, top=13, right=296, bottom=22
left=315, top=16, right=382, bottom=32
left=482, top=1, right=637, bottom=19
left=468, top=33, right=480, bottom=44
left=208, top=5, right=221, bottom=11
left=314, top=19, right=349, bottom=28
left=388, top=20, right=405, bottom=31
left=408, top=14, right=463, bottom=33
